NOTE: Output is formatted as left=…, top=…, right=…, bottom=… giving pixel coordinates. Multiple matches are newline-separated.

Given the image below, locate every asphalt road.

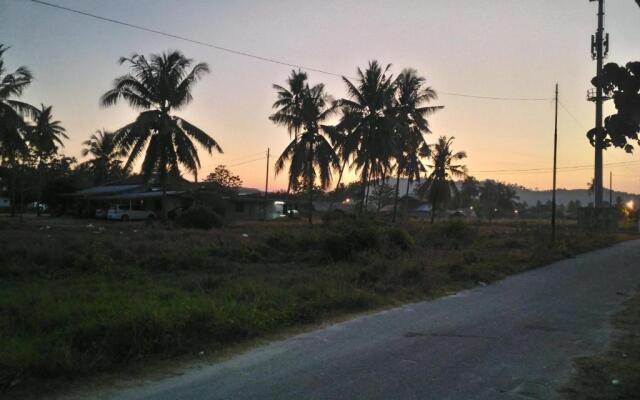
left=103, top=240, right=640, bottom=400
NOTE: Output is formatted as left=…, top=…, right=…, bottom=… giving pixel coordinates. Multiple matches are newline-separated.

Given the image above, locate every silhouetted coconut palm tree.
left=81, top=130, right=125, bottom=185
left=101, top=50, right=222, bottom=220
left=29, top=104, right=67, bottom=215
left=322, top=124, right=352, bottom=212
left=0, top=44, right=38, bottom=216
left=391, top=69, right=443, bottom=222
left=337, top=61, right=397, bottom=212
left=270, top=70, right=308, bottom=140
left=274, top=83, right=339, bottom=224
left=29, top=104, right=67, bottom=155
left=417, top=136, right=467, bottom=223
left=270, top=70, right=309, bottom=192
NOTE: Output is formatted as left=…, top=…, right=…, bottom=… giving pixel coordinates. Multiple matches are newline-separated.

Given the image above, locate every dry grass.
left=562, top=293, right=640, bottom=399
left=0, top=216, right=635, bottom=396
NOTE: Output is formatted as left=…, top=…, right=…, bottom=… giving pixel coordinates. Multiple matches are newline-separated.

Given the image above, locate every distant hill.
left=512, top=187, right=640, bottom=207
left=377, top=178, right=640, bottom=207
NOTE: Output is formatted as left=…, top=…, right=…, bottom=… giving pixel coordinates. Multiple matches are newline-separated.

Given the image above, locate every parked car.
left=95, top=208, right=107, bottom=219
left=106, top=204, right=156, bottom=221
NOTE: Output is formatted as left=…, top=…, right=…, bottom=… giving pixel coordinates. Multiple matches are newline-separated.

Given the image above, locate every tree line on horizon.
left=0, top=44, right=471, bottom=223
left=2, top=43, right=636, bottom=222
left=0, top=45, right=224, bottom=220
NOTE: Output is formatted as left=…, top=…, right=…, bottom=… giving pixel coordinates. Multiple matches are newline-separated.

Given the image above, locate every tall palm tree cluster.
left=0, top=45, right=68, bottom=215
left=2, top=43, right=467, bottom=224
left=270, top=61, right=467, bottom=223
left=0, top=45, right=221, bottom=220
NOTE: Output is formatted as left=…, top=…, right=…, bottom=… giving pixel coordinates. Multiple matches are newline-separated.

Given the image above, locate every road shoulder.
left=561, top=289, right=640, bottom=399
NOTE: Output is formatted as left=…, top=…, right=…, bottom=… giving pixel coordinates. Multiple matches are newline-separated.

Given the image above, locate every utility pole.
left=552, top=83, right=559, bottom=242
left=588, top=0, right=609, bottom=208
left=264, top=148, right=270, bottom=220
left=609, top=171, right=613, bottom=207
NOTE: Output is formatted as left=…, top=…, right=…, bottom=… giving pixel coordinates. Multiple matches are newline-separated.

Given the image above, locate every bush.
left=322, top=221, right=379, bottom=261
left=176, top=207, right=223, bottom=230
left=387, top=227, right=415, bottom=250
left=421, top=220, right=477, bottom=249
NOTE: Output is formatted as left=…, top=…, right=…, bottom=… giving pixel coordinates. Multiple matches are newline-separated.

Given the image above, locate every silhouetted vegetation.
left=80, top=130, right=127, bottom=185
left=0, top=218, right=635, bottom=394
left=270, top=62, right=444, bottom=221
left=204, top=165, right=243, bottom=189
left=270, top=71, right=339, bottom=223
left=176, top=206, right=224, bottom=229
left=589, top=61, right=640, bottom=153
left=100, top=50, right=223, bottom=220
left=415, top=136, right=467, bottom=223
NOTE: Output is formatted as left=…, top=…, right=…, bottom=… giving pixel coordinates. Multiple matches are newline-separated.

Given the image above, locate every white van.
left=106, top=202, right=156, bottom=221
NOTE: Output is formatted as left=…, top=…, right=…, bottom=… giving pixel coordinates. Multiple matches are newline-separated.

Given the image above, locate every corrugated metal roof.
left=102, top=191, right=184, bottom=200
left=71, top=185, right=142, bottom=196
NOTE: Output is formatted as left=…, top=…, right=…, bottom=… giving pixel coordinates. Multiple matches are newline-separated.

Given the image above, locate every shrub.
left=462, top=250, right=478, bottom=264
left=176, top=207, right=223, bottom=230
left=356, top=260, right=388, bottom=286
left=421, top=220, right=477, bottom=249
left=448, top=263, right=482, bottom=282
left=387, top=227, right=415, bottom=250
left=322, top=221, right=379, bottom=261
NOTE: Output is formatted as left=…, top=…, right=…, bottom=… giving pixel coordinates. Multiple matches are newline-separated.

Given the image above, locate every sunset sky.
left=1, top=0, right=639, bottom=192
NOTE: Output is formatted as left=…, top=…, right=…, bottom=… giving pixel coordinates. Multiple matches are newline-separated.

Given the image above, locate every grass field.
left=0, top=216, right=636, bottom=395
left=562, top=292, right=640, bottom=399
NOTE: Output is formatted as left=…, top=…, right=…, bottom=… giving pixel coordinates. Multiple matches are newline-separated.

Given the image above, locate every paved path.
left=104, top=240, right=640, bottom=400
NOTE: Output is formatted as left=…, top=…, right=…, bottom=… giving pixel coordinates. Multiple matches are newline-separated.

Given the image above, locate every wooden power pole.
left=609, top=171, right=613, bottom=207
left=552, top=83, right=559, bottom=242
left=264, top=148, right=270, bottom=220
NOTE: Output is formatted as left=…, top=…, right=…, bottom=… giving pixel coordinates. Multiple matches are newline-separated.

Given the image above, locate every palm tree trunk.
left=161, top=185, right=168, bottom=221
left=364, top=175, right=371, bottom=212
left=327, top=158, right=348, bottom=213
left=161, top=167, right=168, bottom=222
left=287, top=129, right=298, bottom=196
left=403, top=177, right=412, bottom=221
left=430, top=199, right=436, bottom=224
left=36, top=160, right=43, bottom=217
left=307, top=141, right=314, bottom=225
left=392, top=171, right=401, bottom=223
left=10, top=164, right=16, bottom=217
left=19, top=167, right=25, bottom=217
left=359, top=165, right=368, bottom=215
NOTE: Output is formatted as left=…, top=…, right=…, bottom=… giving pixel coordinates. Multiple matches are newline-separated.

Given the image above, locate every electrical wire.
left=220, top=150, right=266, bottom=164
left=28, top=0, right=349, bottom=78
left=558, top=100, right=589, bottom=131
left=438, top=91, right=551, bottom=101
left=30, top=0, right=619, bottom=180
left=227, top=156, right=267, bottom=168
left=29, top=0, right=553, bottom=102
left=472, top=161, right=640, bottom=175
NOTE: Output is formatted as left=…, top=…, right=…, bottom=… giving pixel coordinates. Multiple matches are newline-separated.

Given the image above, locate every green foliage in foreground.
left=0, top=219, right=634, bottom=391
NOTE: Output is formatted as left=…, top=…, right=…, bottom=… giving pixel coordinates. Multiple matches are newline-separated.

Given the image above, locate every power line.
left=29, top=0, right=552, bottom=102
left=438, top=91, right=551, bottom=101
left=558, top=100, right=589, bottom=131
left=227, top=156, right=267, bottom=168
left=220, top=150, right=266, bottom=164
left=472, top=160, right=640, bottom=175
left=29, top=0, right=348, bottom=78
